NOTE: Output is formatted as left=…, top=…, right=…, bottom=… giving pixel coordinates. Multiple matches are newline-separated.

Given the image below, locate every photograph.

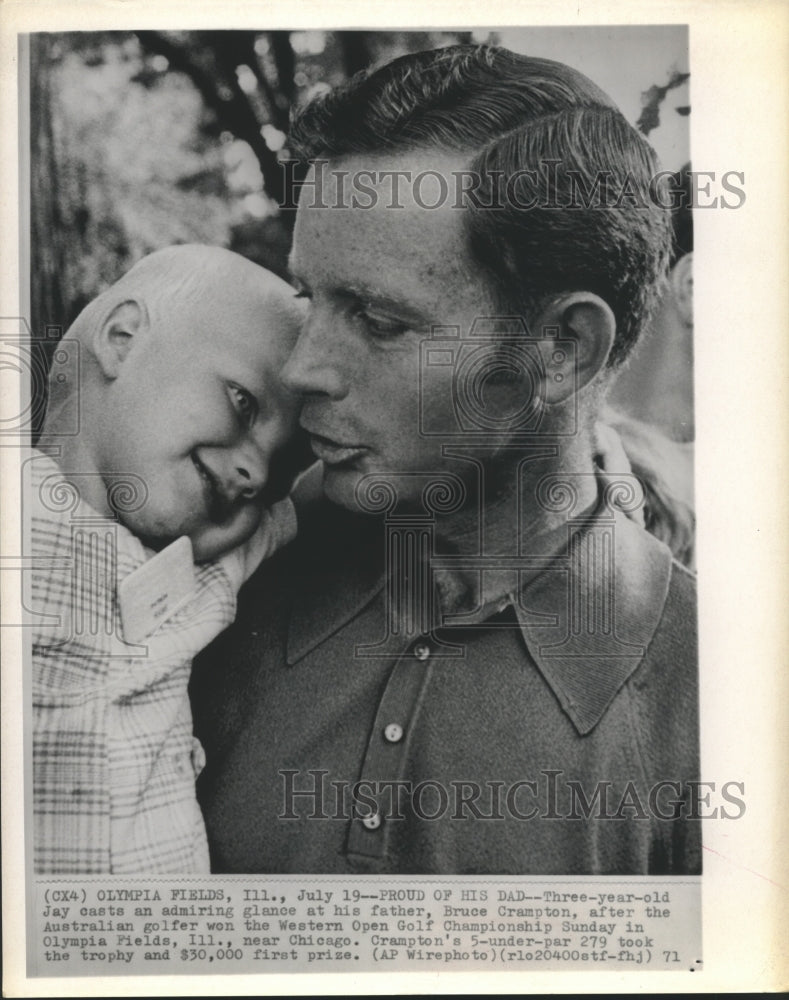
left=2, top=2, right=787, bottom=994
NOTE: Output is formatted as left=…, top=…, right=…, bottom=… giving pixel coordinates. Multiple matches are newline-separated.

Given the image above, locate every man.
left=190, top=44, right=699, bottom=875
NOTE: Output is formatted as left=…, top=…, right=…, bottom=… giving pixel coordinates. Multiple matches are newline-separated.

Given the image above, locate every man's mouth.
left=192, top=452, right=235, bottom=523
left=305, top=431, right=367, bottom=466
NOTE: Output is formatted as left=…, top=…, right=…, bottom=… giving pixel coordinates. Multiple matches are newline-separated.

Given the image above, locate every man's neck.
left=428, top=444, right=599, bottom=617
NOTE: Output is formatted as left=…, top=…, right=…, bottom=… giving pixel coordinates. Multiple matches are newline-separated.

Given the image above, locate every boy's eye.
left=228, top=382, right=258, bottom=428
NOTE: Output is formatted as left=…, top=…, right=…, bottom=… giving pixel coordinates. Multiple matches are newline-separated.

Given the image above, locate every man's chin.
left=320, top=464, right=367, bottom=512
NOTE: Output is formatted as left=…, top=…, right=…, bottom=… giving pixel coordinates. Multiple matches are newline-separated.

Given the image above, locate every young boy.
left=30, top=245, right=308, bottom=874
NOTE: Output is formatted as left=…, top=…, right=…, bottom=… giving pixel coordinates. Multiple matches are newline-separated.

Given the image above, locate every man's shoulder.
left=630, top=545, right=697, bottom=714
left=667, top=554, right=697, bottom=592
left=613, top=505, right=696, bottom=627
left=658, top=555, right=697, bottom=639
left=607, top=514, right=697, bottom=707
left=620, top=514, right=697, bottom=669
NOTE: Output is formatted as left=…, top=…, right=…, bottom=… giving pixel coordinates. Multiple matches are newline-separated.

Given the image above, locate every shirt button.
left=361, top=811, right=382, bottom=831
left=414, top=642, right=431, bottom=661
left=191, top=740, right=207, bottom=776
left=384, top=723, right=404, bottom=743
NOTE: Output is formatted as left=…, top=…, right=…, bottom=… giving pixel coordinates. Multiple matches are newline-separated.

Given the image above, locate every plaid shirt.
left=29, top=451, right=295, bottom=874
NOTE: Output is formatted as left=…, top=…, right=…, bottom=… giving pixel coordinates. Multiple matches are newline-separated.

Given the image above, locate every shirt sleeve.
left=33, top=540, right=240, bottom=706
left=30, top=487, right=236, bottom=874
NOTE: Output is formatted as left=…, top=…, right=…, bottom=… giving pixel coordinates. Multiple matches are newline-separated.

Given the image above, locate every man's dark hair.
left=289, top=44, right=671, bottom=367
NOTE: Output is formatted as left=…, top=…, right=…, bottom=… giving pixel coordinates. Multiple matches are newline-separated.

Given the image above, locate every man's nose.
left=281, top=313, right=348, bottom=399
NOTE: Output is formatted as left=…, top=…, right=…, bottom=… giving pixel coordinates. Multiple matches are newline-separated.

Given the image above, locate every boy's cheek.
left=189, top=504, right=262, bottom=563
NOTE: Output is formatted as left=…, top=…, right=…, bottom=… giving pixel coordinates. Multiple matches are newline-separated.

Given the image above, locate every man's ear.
left=669, top=252, right=693, bottom=327
left=93, top=299, right=148, bottom=379
left=531, top=292, right=616, bottom=404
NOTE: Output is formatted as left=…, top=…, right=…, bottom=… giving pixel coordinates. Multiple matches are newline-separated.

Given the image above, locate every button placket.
left=346, top=640, right=435, bottom=862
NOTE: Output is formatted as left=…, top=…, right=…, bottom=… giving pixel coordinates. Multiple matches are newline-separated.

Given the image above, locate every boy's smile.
left=191, top=449, right=242, bottom=524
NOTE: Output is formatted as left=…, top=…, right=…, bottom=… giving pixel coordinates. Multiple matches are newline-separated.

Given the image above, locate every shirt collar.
left=287, top=492, right=674, bottom=736
left=512, top=506, right=673, bottom=735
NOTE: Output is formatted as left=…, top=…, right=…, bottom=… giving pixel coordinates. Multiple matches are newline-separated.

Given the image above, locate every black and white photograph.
left=1, top=1, right=787, bottom=995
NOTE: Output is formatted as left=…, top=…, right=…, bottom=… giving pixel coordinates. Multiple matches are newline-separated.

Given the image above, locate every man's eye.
left=229, top=383, right=258, bottom=427
left=352, top=304, right=409, bottom=339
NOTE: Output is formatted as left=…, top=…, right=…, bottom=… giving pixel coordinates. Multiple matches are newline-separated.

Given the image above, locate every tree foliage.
left=30, top=28, right=474, bottom=368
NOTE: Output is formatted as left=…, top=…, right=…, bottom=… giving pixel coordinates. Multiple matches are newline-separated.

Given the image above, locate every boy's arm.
left=112, top=493, right=298, bottom=696
left=34, top=483, right=302, bottom=707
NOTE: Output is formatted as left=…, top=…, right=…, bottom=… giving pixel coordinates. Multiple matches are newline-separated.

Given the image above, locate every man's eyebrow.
left=286, top=262, right=431, bottom=323
left=340, top=281, right=428, bottom=317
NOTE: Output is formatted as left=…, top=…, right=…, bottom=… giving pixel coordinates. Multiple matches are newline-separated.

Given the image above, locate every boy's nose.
left=212, top=443, right=267, bottom=503
left=230, top=445, right=267, bottom=500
